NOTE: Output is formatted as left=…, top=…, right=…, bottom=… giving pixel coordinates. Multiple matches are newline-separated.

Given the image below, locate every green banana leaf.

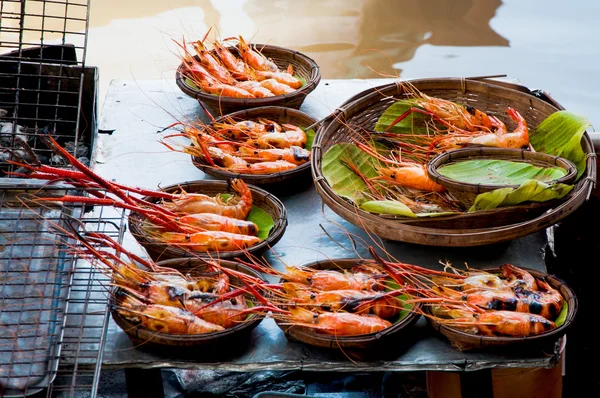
left=294, top=75, right=307, bottom=87
left=304, top=128, right=316, bottom=150
left=247, top=206, right=275, bottom=240
left=530, top=110, right=591, bottom=180
left=385, top=280, right=414, bottom=323
left=322, top=144, right=459, bottom=217
left=321, top=143, right=379, bottom=205
left=360, top=201, right=460, bottom=218
left=185, top=77, right=200, bottom=90
left=469, top=179, right=573, bottom=212
left=438, top=159, right=567, bottom=186
left=360, top=200, right=417, bottom=218
left=220, top=194, right=274, bottom=239
left=374, top=99, right=431, bottom=135
left=555, top=302, right=568, bottom=327
left=416, top=211, right=462, bottom=218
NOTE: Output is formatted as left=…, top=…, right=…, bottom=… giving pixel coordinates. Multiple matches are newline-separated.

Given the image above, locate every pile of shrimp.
left=236, top=245, right=566, bottom=340
left=334, top=83, right=531, bottom=213
left=238, top=257, right=411, bottom=337
left=161, top=117, right=310, bottom=175
left=370, top=250, right=564, bottom=338
left=5, top=135, right=265, bottom=253
left=61, top=229, right=280, bottom=335
left=176, top=31, right=303, bottom=99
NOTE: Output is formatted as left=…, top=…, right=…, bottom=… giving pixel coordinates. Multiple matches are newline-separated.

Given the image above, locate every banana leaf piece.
left=294, top=75, right=307, bottom=87
left=468, top=179, right=573, bottom=212
left=247, top=206, right=275, bottom=240
left=360, top=200, right=417, bottom=218
left=360, top=201, right=461, bottom=218
left=438, top=159, right=567, bottom=186
left=185, top=77, right=199, bottom=90
left=374, top=99, right=431, bottom=135
left=555, top=302, right=568, bottom=327
left=220, top=193, right=274, bottom=239
left=416, top=211, right=461, bottom=218
left=321, top=143, right=379, bottom=205
left=304, top=128, right=316, bottom=150
left=530, top=110, right=591, bottom=180
left=385, top=280, right=414, bottom=323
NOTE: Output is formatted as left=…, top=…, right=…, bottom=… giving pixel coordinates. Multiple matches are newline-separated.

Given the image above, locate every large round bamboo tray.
left=128, top=180, right=287, bottom=262
left=175, top=44, right=321, bottom=116
left=191, top=106, right=317, bottom=186
left=312, top=78, right=596, bottom=247
left=427, top=147, right=578, bottom=207
left=424, top=267, right=577, bottom=351
left=274, top=258, right=421, bottom=357
left=111, top=258, right=266, bottom=350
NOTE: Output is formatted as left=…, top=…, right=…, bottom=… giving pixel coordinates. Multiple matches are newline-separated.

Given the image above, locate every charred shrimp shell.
left=423, top=267, right=576, bottom=351
left=273, top=258, right=421, bottom=356
left=110, top=258, right=268, bottom=352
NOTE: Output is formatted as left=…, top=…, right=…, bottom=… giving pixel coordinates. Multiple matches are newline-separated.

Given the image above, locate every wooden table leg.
left=125, top=368, right=165, bottom=398
left=491, top=365, right=563, bottom=398
left=427, top=371, right=462, bottom=398
left=427, top=370, right=494, bottom=398
left=426, top=360, right=563, bottom=398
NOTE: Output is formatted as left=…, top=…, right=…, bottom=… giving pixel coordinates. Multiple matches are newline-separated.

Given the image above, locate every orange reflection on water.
left=0, top=0, right=508, bottom=102
left=82, top=0, right=506, bottom=94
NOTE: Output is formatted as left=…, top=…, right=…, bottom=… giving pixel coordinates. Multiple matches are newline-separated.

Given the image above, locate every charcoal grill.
left=0, top=180, right=127, bottom=397
left=0, top=0, right=96, bottom=174
left=0, top=2, right=118, bottom=397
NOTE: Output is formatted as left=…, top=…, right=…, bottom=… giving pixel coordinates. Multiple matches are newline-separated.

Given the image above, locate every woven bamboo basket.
left=312, top=78, right=596, bottom=247
left=128, top=180, right=287, bottom=262
left=424, top=267, right=577, bottom=351
left=274, top=258, right=421, bottom=358
left=111, top=258, right=266, bottom=350
left=427, top=147, right=578, bottom=207
left=191, top=106, right=317, bottom=186
left=175, top=44, right=321, bottom=116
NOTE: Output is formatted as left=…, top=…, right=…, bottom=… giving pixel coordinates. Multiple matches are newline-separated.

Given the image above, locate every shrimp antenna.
left=319, top=223, right=357, bottom=254
left=358, top=48, right=400, bottom=80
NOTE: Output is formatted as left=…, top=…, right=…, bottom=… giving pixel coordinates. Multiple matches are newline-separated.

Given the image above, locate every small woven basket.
left=424, top=267, right=577, bottom=351
left=191, top=106, right=318, bottom=186
left=427, top=147, right=578, bottom=207
left=128, top=180, right=287, bottom=262
left=311, top=77, right=596, bottom=247
left=175, top=44, right=321, bottom=116
left=274, top=258, right=421, bottom=359
left=110, top=258, right=267, bottom=350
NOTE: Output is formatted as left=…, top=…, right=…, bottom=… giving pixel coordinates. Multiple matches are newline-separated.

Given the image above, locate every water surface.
left=3, top=0, right=598, bottom=125
left=82, top=0, right=600, bottom=126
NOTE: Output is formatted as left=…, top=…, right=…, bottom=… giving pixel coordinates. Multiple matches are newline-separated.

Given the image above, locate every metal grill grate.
left=0, top=0, right=93, bottom=174
left=0, top=182, right=126, bottom=398
left=49, top=207, right=127, bottom=398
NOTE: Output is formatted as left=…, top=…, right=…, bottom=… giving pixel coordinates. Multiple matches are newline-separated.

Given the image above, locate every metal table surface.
left=94, top=78, right=560, bottom=372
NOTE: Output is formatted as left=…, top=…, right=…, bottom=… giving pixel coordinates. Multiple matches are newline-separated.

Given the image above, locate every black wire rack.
left=0, top=181, right=126, bottom=398
left=0, top=0, right=94, bottom=174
